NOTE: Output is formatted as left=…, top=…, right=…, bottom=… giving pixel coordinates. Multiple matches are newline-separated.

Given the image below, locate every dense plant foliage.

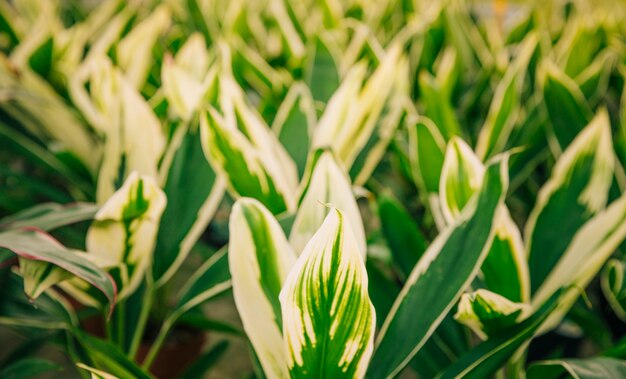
left=2, top=0, right=626, bottom=378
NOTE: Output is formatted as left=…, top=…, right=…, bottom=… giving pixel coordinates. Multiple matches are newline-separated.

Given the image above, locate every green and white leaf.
left=533, top=190, right=626, bottom=333
left=526, top=109, right=614, bottom=294
left=601, top=259, right=626, bottom=322
left=77, top=363, right=120, bottom=379
left=229, top=198, right=296, bottom=379
left=116, top=5, right=170, bottom=89
left=454, top=289, right=529, bottom=340
left=86, top=172, right=166, bottom=300
left=313, top=44, right=405, bottom=171
left=366, top=157, right=508, bottom=379
left=541, top=60, right=594, bottom=152
left=280, top=208, right=375, bottom=379
left=0, top=202, right=98, bottom=232
left=289, top=151, right=366, bottom=258
left=439, top=138, right=529, bottom=301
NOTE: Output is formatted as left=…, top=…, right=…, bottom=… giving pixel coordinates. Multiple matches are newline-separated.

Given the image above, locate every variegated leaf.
left=116, top=5, right=170, bottom=89
left=280, top=208, right=375, bottom=379
left=440, top=138, right=529, bottom=302
left=77, top=364, right=120, bottom=379
left=161, top=33, right=214, bottom=121
left=533, top=190, right=626, bottom=333
left=200, top=107, right=296, bottom=215
left=86, top=172, right=166, bottom=300
left=313, top=44, right=405, bottom=174
left=229, top=198, right=296, bottom=379
left=19, top=258, right=73, bottom=300
left=541, top=60, right=594, bottom=151
left=367, top=157, right=508, bottom=379
left=289, top=151, right=366, bottom=258
left=439, top=137, right=485, bottom=224
left=454, top=289, right=529, bottom=340
left=526, top=109, right=614, bottom=294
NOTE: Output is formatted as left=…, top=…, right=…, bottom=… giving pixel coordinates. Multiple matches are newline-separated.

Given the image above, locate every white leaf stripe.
left=281, top=208, right=375, bottom=379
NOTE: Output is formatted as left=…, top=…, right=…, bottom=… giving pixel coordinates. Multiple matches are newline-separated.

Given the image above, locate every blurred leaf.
left=527, top=357, right=626, bottom=379
left=0, top=358, right=62, bottom=379
left=0, top=202, right=97, bottom=231
left=179, top=341, right=229, bottom=379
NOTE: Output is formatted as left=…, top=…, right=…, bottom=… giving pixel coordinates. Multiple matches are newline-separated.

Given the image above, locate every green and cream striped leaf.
left=200, top=108, right=296, bottom=215
left=526, top=109, right=614, bottom=294
left=229, top=198, right=296, bottom=379
left=541, top=60, right=594, bottom=152
left=454, top=289, right=529, bottom=340
left=289, top=151, right=366, bottom=258
left=161, top=33, right=214, bottom=122
left=481, top=206, right=530, bottom=303
left=313, top=44, right=405, bottom=172
left=19, top=258, right=73, bottom=300
left=280, top=208, right=375, bottom=379
left=439, top=138, right=530, bottom=301
left=476, top=34, right=537, bottom=160
left=532, top=190, right=626, bottom=333
left=86, top=172, right=166, bottom=300
left=0, top=202, right=98, bottom=232
left=152, top=127, right=226, bottom=286
left=439, top=137, right=485, bottom=224
left=601, top=259, right=626, bottom=322
left=366, top=157, right=508, bottom=379
left=116, top=5, right=170, bottom=89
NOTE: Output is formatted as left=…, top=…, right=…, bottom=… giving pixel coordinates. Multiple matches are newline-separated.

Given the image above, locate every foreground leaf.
left=280, top=208, right=375, bottom=378
left=230, top=198, right=296, bottom=378
left=366, top=157, right=508, bottom=378
left=526, top=110, right=614, bottom=294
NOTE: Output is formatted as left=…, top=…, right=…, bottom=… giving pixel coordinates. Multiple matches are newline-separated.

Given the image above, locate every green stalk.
left=141, top=318, right=174, bottom=370
left=129, top=282, right=155, bottom=359
left=116, top=299, right=126, bottom=349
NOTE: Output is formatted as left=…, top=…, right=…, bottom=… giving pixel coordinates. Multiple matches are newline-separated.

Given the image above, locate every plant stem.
left=141, top=319, right=173, bottom=370
left=129, top=283, right=154, bottom=359
left=116, top=299, right=126, bottom=350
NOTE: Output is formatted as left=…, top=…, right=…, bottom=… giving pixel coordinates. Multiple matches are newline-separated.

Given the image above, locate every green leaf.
left=271, top=83, right=317, bottom=178
left=366, top=157, right=508, bottom=378
left=527, top=357, right=626, bottom=379
left=418, top=71, right=461, bottom=140
left=0, top=229, right=116, bottom=313
left=0, top=358, right=62, bottom=379
left=541, top=60, right=593, bottom=151
left=289, top=151, right=366, bottom=258
left=229, top=198, right=296, bottom=378
left=476, top=34, right=537, bottom=160
left=75, top=332, right=153, bottom=379
left=377, top=193, right=428, bottom=279
left=437, top=290, right=562, bottom=379
left=305, top=35, right=340, bottom=104
left=526, top=110, right=614, bottom=294
left=153, top=128, right=225, bottom=286
left=77, top=363, right=119, bottom=379
left=0, top=202, right=98, bottom=232
left=281, top=208, right=375, bottom=379
left=409, top=116, right=447, bottom=194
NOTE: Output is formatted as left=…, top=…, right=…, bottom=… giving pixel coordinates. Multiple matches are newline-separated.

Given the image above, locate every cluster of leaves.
left=2, top=0, right=626, bottom=378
